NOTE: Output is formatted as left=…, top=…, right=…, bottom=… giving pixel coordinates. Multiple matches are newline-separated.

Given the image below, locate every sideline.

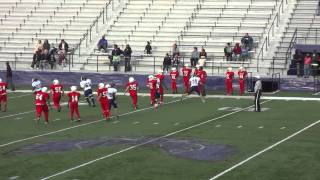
left=39, top=100, right=272, bottom=180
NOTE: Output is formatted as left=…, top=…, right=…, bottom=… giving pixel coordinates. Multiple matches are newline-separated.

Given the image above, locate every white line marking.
left=112, top=121, right=120, bottom=124
left=259, top=126, right=264, bottom=129
left=8, top=94, right=31, bottom=99
left=8, top=176, right=19, bottom=180
left=0, top=110, right=34, bottom=119
left=237, top=125, right=243, bottom=128
left=39, top=100, right=272, bottom=180
left=133, top=121, right=140, bottom=125
left=153, top=122, right=159, bottom=125
left=209, top=119, right=320, bottom=180
left=174, top=122, right=180, bottom=126
left=280, top=127, right=286, bottom=130
left=53, top=119, right=61, bottom=122
left=216, top=125, right=221, bottom=128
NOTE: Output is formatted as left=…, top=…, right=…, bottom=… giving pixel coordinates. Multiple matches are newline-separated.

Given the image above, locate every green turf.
left=0, top=91, right=319, bottom=180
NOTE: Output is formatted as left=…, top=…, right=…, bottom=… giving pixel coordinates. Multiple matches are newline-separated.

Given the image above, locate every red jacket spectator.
left=233, top=43, right=242, bottom=55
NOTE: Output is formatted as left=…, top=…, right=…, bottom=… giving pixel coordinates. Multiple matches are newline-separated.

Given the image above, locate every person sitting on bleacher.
left=58, top=39, right=69, bottom=66
left=31, top=39, right=43, bottom=69
left=110, top=44, right=123, bottom=71
left=241, top=33, right=254, bottom=51
left=97, top=35, right=108, bottom=53
left=42, top=39, right=50, bottom=61
left=233, top=42, right=242, bottom=61
left=240, top=44, right=249, bottom=61
left=198, top=47, right=207, bottom=67
left=224, top=43, right=233, bottom=61
left=144, top=41, right=152, bottom=55
left=190, top=47, right=199, bottom=67
left=171, top=43, right=180, bottom=57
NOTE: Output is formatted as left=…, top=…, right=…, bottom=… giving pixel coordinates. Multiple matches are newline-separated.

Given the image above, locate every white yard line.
left=0, top=111, right=34, bottom=119
left=209, top=119, right=320, bottom=180
left=39, top=100, right=272, bottom=180
left=0, top=98, right=183, bottom=148
left=8, top=94, right=31, bottom=99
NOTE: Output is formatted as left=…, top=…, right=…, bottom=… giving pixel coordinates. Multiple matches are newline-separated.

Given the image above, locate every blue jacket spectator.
left=97, top=35, right=108, bottom=53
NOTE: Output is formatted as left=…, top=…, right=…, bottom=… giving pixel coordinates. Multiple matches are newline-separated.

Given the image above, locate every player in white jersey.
left=181, top=75, right=205, bottom=103
left=31, top=78, right=42, bottom=94
left=80, top=76, right=95, bottom=107
left=107, top=83, right=119, bottom=118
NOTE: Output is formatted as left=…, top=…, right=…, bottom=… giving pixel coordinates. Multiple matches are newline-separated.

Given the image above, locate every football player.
left=181, top=74, right=205, bottom=103
left=50, top=79, right=64, bottom=112
left=107, top=83, right=119, bottom=118
left=181, top=63, right=192, bottom=93
left=238, top=67, right=248, bottom=95
left=67, top=86, right=81, bottom=122
left=147, top=75, right=157, bottom=105
left=0, top=78, right=8, bottom=112
left=197, top=66, right=207, bottom=96
left=124, top=77, right=139, bottom=110
left=97, top=83, right=110, bottom=120
left=80, top=76, right=95, bottom=107
left=31, top=78, right=42, bottom=94
left=155, top=70, right=165, bottom=103
left=225, top=67, right=234, bottom=95
left=169, top=67, right=179, bottom=94
left=34, top=87, right=50, bottom=124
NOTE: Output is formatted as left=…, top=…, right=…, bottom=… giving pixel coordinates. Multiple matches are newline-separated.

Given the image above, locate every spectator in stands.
left=6, top=62, right=15, bottom=91
left=190, top=47, right=199, bottom=67
left=42, top=39, right=50, bottom=60
left=311, top=50, right=319, bottom=76
left=163, top=53, right=171, bottom=74
left=110, top=44, right=123, bottom=71
left=58, top=39, right=69, bottom=65
left=123, top=44, right=132, bottom=72
left=293, top=49, right=303, bottom=77
left=171, top=43, right=180, bottom=57
left=224, top=43, right=233, bottom=61
left=145, top=41, right=152, bottom=55
left=97, top=35, right=108, bottom=53
left=240, top=44, right=249, bottom=61
left=241, top=33, right=254, bottom=51
left=304, top=53, right=312, bottom=78
left=172, top=54, right=180, bottom=69
left=198, top=47, right=207, bottom=67
left=233, top=43, right=242, bottom=61
left=31, top=39, right=43, bottom=69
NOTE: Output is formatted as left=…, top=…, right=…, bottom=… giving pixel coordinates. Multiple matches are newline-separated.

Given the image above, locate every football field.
left=0, top=91, right=319, bottom=180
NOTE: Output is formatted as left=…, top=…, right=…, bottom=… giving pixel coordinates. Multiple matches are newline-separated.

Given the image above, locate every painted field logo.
left=7, top=137, right=236, bottom=162
left=218, top=107, right=270, bottom=112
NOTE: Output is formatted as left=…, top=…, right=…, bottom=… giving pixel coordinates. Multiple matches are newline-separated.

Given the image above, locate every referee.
left=254, top=75, right=262, bottom=112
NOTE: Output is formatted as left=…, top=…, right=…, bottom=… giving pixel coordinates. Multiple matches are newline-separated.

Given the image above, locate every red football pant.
left=69, top=103, right=80, bottom=119
left=130, top=94, right=138, bottom=108
left=35, top=105, right=49, bottom=123
left=0, top=95, right=7, bottom=103
left=226, top=80, right=233, bottom=94
left=171, top=81, right=177, bottom=93
left=100, top=101, right=110, bottom=119
left=52, top=94, right=61, bottom=110
left=239, top=80, right=245, bottom=95
left=150, top=90, right=155, bottom=105
left=183, top=79, right=189, bottom=93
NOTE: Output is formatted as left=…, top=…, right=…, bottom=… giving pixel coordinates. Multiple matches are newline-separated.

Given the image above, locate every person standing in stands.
left=123, top=44, right=132, bottom=72
left=190, top=47, right=199, bottom=67
left=198, top=47, right=207, bottom=66
left=224, top=43, right=233, bottom=61
left=6, top=62, right=15, bottom=91
left=294, top=50, right=303, bottom=77
left=31, top=39, right=43, bottom=69
left=254, top=75, right=262, bottom=112
left=233, top=43, right=242, bottom=61
left=110, top=44, right=123, bottom=71
left=171, top=43, right=180, bottom=57
left=42, top=39, right=50, bottom=61
left=304, top=53, right=312, bottom=78
left=58, top=39, right=69, bottom=66
left=241, top=33, right=254, bottom=51
left=97, top=35, right=108, bottom=53
left=163, top=53, right=171, bottom=74
left=145, top=41, right=152, bottom=55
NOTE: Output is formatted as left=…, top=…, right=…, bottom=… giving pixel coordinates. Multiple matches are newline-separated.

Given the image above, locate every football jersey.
left=97, top=88, right=108, bottom=103
left=182, top=67, right=192, bottom=79
left=238, top=70, right=247, bottom=80
left=147, top=79, right=157, bottom=91
left=0, top=82, right=8, bottom=95
left=197, top=70, right=207, bottom=83
left=32, top=80, right=42, bottom=92
left=80, top=79, right=92, bottom=91
left=156, top=74, right=164, bottom=87
left=35, top=91, right=49, bottom=106
left=189, top=76, right=200, bottom=87
left=107, top=87, right=117, bottom=100
left=170, top=71, right=179, bottom=81
left=126, top=81, right=138, bottom=95
left=50, top=84, right=64, bottom=95
left=226, top=71, right=234, bottom=80
left=68, top=91, right=80, bottom=105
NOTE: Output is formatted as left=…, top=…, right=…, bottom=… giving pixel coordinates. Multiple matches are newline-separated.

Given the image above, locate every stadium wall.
left=0, top=71, right=314, bottom=91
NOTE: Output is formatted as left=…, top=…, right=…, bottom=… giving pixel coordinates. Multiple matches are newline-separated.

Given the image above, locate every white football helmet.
left=98, top=83, right=105, bottom=89
left=148, top=75, right=154, bottom=79
left=70, top=86, right=77, bottom=92
left=105, top=84, right=111, bottom=88
left=227, top=67, right=232, bottom=71
left=171, top=67, right=176, bottom=71
left=129, top=77, right=134, bottom=83
left=41, top=87, right=48, bottom=93
left=0, top=78, right=2, bottom=82
left=184, top=63, right=189, bottom=67
left=53, top=79, right=59, bottom=85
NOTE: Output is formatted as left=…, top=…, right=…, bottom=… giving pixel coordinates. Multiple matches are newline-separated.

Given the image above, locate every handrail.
left=285, top=28, right=297, bottom=65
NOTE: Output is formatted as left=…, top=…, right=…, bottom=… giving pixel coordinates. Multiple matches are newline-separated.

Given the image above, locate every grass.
left=0, top=90, right=319, bottom=180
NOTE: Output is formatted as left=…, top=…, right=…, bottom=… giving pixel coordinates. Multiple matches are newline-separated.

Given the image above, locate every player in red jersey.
left=155, top=70, right=165, bottom=103
left=193, top=65, right=200, bottom=76
left=169, top=67, right=179, bottom=94
left=181, top=64, right=192, bottom=93
left=125, top=77, right=139, bottom=109
left=0, top=78, right=8, bottom=112
left=67, top=86, right=81, bottom=122
left=50, top=79, right=64, bottom=112
left=147, top=75, right=157, bottom=105
left=197, top=66, right=207, bottom=96
left=97, top=83, right=110, bottom=120
left=238, top=66, right=248, bottom=95
left=34, top=87, right=50, bottom=124
left=225, top=67, right=234, bottom=95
